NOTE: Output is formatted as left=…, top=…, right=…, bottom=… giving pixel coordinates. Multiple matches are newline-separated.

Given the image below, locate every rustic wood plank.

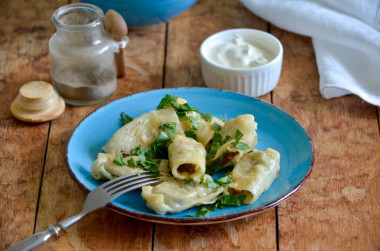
left=154, top=213, right=277, bottom=250
left=3, top=0, right=378, bottom=250
left=271, top=27, right=380, bottom=250
left=33, top=15, right=166, bottom=251
left=155, top=1, right=276, bottom=250
left=0, top=0, right=67, bottom=249
left=165, top=0, right=270, bottom=88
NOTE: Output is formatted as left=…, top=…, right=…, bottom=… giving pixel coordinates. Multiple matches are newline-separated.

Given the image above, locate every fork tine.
left=104, top=173, right=157, bottom=192
left=97, top=171, right=150, bottom=190
left=106, top=176, right=159, bottom=195
left=109, top=178, right=161, bottom=199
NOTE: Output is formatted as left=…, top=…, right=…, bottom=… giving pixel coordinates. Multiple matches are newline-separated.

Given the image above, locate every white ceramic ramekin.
left=200, top=28, right=283, bottom=97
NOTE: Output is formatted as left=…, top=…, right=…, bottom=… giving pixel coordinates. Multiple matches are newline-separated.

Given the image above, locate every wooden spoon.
left=104, top=10, right=128, bottom=78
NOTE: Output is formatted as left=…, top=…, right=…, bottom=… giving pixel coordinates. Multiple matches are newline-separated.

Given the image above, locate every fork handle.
left=6, top=212, right=88, bottom=251
left=5, top=224, right=60, bottom=251
left=58, top=212, right=86, bottom=230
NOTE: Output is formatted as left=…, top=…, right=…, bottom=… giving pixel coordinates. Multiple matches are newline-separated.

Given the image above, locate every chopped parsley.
left=199, top=175, right=205, bottom=184
left=235, top=142, right=250, bottom=150
left=156, top=94, right=199, bottom=116
left=131, top=146, right=154, bottom=160
left=201, top=113, right=213, bottom=122
left=156, top=94, right=178, bottom=109
left=213, top=123, right=222, bottom=131
left=205, top=179, right=218, bottom=188
left=235, top=129, right=244, bottom=142
left=113, top=154, right=127, bottom=166
left=205, top=162, right=225, bottom=175
left=206, top=132, right=223, bottom=160
left=139, top=159, right=161, bottom=175
left=130, top=146, right=160, bottom=175
left=149, top=122, right=177, bottom=159
left=128, top=122, right=177, bottom=174
left=188, top=116, right=200, bottom=130
left=185, top=129, right=197, bottom=140
left=215, top=173, right=232, bottom=186
left=159, top=122, right=177, bottom=138
left=223, top=135, right=232, bottom=144
left=220, top=194, right=246, bottom=207
left=189, top=193, right=247, bottom=217
left=234, top=130, right=250, bottom=150
left=188, top=205, right=216, bottom=217
left=121, top=112, right=133, bottom=125
left=183, top=116, right=200, bottom=140
left=199, top=175, right=218, bottom=188
left=127, top=157, right=137, bottom=167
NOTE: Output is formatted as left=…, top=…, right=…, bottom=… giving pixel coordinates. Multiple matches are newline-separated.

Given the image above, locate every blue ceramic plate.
left=66, top=87, right=313, bottom=225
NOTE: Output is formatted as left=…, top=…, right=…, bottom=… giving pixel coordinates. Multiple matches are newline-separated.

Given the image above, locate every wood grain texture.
left=165, top=0, right=268, bottom=88
left=0, top=0, right=66, bottom=249
left=154, top=213, right=277, bottom=251
left=271, top=27, right=380, bottom=250
left=33, top=9, right=167, bottom=251
left=1, top=0, right=379, bottom=250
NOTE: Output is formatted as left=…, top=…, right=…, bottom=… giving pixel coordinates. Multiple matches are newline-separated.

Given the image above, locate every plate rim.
left=65, top=87, right=314, bottom=225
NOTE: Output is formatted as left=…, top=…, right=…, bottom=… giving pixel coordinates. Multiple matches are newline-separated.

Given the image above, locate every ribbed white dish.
left=200, top=29, right=283, bottom=97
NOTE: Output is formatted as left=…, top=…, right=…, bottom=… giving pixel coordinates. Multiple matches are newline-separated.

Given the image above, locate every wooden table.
left=1, top=0, right=379, bottom=250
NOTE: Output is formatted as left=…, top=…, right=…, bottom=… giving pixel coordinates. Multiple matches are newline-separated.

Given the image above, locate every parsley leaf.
left=189, top=206, right=215, bottom=217
left=131, top=146, right=154, bottom=160
left=205, top=178, right=218, bottom=188
left=233, top=130, right=250, bottom=150
left=127, top=157, right=137, bottom=167
left=150, top=122, right=177, bottom=159
left=129, top=122, right=177, bottom=174
left=201, top=113, right=213, bottom=122
left=189, top=191, right=247, bottom=217
left=150, top=132, right=169, bottom=159
left=215, top=174, right=232, bottom=186
left=185, top=129, right=197, bottom=140
left=113, top=154, right=126, bottom=166
left=205, top=161, right=225, bottom=175
left=213, top=123, right=222, bottom=131
left=156, top=94, right=200, bottom=116
left=156, top=94, right=178, bottom=109
left=199, top=174, right=218, bottom=188
left=173, top=102, right=200, bottom=116
left=235, top=141, right=250, bottom=150
left=188, top=116, right=200, bottom=130
left=223, top=135, right=232, bottom=144
left=235, top=130, right=243, bottom=142
left=139, top=159, right=161, bottom=175
left=159, top=122, right=177, bottom=138
left=121, top=112, right=133, bottom=125
left=199, top=175, right=205, bottom=184
left=130, top=146, right=161, bottom=175
left=220, top=194, right=246, bottom=207
left=189, top=200, right=220, bottom=217
left=206, top=132, right=223, bottom=160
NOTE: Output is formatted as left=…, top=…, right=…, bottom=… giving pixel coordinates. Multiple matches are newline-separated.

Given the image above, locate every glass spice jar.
left=49, top=3, right=128, bottom=106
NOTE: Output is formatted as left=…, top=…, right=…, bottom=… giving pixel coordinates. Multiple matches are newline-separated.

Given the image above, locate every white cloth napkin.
left=240, top=0, right=380, bottom=106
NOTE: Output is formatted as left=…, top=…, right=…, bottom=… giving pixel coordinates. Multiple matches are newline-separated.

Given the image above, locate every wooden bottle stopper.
left=11, top=81, right=65, bottom=123
left=104, top=10, right=128, bottom=78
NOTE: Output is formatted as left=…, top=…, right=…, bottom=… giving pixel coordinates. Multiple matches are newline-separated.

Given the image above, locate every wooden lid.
left=11, top=81, right=65, bottom=123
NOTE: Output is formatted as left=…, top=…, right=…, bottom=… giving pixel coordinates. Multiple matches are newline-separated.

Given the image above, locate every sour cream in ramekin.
left=200, top=29, right=283, bottom=97
left=208, top=34, right=273, bottom=69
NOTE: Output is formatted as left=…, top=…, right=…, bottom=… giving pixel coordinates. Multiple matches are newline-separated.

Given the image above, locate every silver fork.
left=6, top=171, right=161, bottom=251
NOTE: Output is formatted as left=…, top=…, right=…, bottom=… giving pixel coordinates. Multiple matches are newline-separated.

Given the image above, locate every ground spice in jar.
left=52, top=64, right=117, bottom=105
left=49, top=3, right=122, bottom=106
